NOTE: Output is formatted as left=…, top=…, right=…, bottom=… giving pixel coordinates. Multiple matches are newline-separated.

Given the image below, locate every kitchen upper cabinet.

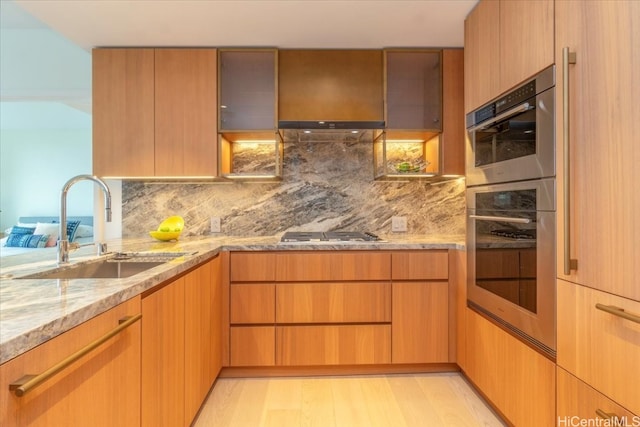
left=154, top=49, right=218, bottom=177
left=375, top=49, right=464, bottom=179
left=464, top=0, right=553, bottom=112
left=93, top=48, right=155, bottom=177
left=93, top=48, right=218, bottom=178
left=219, top=49, right=277, bottom=131
left=555, top=0, right=640, bottom=302
left=278, top=50, right=384, bottom=122
left=0, top=297, right=141, bottom=427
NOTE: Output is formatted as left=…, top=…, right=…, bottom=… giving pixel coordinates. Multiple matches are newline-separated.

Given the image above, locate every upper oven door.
left=466, top=86, right=555, bottom=186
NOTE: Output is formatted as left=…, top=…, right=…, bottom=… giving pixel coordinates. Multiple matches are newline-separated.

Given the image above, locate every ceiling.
left=12, top=0, right=478, bottom=50
left=1, top=0, right=477, bottom=130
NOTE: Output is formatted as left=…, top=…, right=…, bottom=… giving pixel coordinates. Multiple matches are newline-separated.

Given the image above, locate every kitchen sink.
left=18, top=251, right=196, bottom=280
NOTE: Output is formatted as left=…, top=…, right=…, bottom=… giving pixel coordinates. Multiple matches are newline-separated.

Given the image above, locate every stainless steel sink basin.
left=18, top=251, right=197, bottom=280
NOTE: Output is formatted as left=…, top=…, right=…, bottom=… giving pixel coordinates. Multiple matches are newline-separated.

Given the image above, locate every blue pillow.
left=66, top=220, right=81, bottom=242
left=9, top=226, right=35, bottom=235
left=4, top=233, right=49, bottom=248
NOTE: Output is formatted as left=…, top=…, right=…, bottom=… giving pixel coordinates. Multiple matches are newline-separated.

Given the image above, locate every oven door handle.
left=467, top=102, right=532, bottom=132
left=469, top=215, right=532, bottom=224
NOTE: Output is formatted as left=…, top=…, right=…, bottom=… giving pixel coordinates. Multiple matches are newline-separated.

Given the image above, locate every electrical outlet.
left=210, top=217, right=221, bottom=233
left=391, top=216, right=407, bottom=232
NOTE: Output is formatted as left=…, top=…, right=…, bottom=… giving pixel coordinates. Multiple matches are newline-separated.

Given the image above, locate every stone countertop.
left=0, top=233, right=464, bottom=364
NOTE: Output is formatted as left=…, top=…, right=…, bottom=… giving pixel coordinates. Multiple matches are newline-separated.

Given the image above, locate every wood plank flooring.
left=194, top=373, right=506, bottom=427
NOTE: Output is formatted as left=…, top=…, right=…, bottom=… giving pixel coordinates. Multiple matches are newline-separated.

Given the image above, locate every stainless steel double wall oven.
left=466, top=66, right=556, bottom=357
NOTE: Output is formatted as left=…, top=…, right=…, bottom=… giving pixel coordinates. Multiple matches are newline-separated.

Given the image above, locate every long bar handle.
left=467, top=102, right=531, bottom=132
left=563, top=47, right=578, bottom=275
left=469, top=215, right=531, bottom=224
left=595, top=303, right=640, bottom=324
left=9, top=314, right=142, bottom=397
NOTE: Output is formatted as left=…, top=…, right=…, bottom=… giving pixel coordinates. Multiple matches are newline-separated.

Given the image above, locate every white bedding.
left=0, top=237, right=94, bottom=258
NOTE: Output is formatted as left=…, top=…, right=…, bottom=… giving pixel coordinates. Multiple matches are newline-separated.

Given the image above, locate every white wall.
left=0, top=128, right=92, bottom=230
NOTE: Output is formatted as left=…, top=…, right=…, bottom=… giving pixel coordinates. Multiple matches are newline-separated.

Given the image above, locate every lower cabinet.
left=464, top=309, right=555, bottom=427
left=228, top=250, right=451, bottom=368
left=557, top=279, right=640, bottom=416
left=557, top=367, right=638, bottom=427
left=0, top=297, right=142, bottom=427
left=142, top=257, right=221, bottom=427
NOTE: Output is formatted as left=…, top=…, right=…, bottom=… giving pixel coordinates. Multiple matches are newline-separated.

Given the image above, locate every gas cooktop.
left=280, top=231, right=381, bottom=242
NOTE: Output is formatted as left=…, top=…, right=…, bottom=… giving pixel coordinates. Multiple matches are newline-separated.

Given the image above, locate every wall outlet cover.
left=210, top=217, right=221, bottom=233
left=391, top=216, right=407, bottom=232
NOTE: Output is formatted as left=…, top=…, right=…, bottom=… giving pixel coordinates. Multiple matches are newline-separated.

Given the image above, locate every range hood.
left=278, top=120, right=385, bottom=130
left=278, top=120, right=385, bottom=143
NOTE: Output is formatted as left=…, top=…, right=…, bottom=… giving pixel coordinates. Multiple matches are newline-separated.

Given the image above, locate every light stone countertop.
left=0, top=234, right=464, bottom=364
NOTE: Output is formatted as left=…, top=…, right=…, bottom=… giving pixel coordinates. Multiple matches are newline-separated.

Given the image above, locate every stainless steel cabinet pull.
left=595, top=409, right=621, bottom=423
left=469, top=215, right=532, bottom=224
left=595, top=303, right=640, bottom=324
left=563, top=47, right=578, bottom=275
left=9, top=314, right=142, bottom=397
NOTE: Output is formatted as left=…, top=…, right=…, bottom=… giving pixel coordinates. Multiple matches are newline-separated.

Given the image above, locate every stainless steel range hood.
left=278, top=120, right=385, bottom=143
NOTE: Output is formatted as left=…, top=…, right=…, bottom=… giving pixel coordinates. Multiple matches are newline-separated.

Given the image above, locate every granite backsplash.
left=121, top=139, right=465, bottom=237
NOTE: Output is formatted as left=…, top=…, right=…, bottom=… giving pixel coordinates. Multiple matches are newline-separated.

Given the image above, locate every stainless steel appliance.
left=467, top=178, right=556, bottom=357
left=280, top=231, right=381, bottom=242
left=466, top=66, right=555, bottom=186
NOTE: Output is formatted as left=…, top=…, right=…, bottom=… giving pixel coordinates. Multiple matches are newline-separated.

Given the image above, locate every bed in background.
left=1, top=216, right=94, bottom=258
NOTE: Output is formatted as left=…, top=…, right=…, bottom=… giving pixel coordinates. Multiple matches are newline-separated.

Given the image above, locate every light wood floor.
left=194, top=373, right=506, bottom=427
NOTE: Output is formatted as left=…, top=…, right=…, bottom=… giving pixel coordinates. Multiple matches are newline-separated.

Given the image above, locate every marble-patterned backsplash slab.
left=122, top=140, right=465, bottom=237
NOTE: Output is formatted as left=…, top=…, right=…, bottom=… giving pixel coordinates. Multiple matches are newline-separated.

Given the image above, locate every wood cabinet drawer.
left=557, top=367, right=638, bottom=427
left=391, top=251, right=448, bottom=280
left=276, top=282, right=391, bottom=323
left=557, top=279, right=640, bottom=414
left=276, top=325, right=391, bottom=366
left=230, top=252, right=276, bottom=282
left=230, top=284, right=275, bottom=324
left=275, top=252, right=391, bottom=281
left=230, top=326, right=275, bottom=366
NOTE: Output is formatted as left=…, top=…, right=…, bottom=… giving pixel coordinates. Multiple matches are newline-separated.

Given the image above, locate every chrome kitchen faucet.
left=58, top=175, right=112, bottom=265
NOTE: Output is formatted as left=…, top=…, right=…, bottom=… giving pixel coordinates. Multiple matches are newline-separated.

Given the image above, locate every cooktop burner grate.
left=280, top=231, right=380, bottom=242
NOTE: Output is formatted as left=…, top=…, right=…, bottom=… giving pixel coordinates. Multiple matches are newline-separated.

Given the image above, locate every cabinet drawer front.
left=1, top=297, right=141, bottom=427
left=557, top=367, right=638, bottom=427
left=276, top=252, right=391, bottom=281
left=391, top=251, right=448, bottom=280
left=276, top=325, right=391, bottom=366
left=230, top=252, right=276, bottom=282
left=558, top=280, right=640, bottom=414
left=230, top=284, right=275, bottom=324
left=230, top=326, right=275, bottom=366
left=276, top=282, right=391, bottom=323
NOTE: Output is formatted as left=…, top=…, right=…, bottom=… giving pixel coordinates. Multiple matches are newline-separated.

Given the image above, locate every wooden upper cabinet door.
left=464, top=0, right=500, bottom=113
left=555, top=0, right=640, bottom=301
left=154, top=49, right=218, bottom=177
left=441, top=49, right=465, bottom=176
left=92, top=48, right=155, bottom=177
left=279, top=50, right=384, bottom=121
left=499, top=0, right=554, bottom=93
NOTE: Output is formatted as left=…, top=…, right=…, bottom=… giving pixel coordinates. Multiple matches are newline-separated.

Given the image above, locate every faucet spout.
left=59, top=175, right=112, bottom=265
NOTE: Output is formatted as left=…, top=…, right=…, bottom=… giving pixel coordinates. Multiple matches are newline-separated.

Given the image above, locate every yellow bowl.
left=157, top=215, right=184, bottom=233
left=149, top=230, right=181, bottom=241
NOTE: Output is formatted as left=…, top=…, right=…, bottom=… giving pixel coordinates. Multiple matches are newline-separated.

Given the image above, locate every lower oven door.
left=467, top=178, right=556, bottom=357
